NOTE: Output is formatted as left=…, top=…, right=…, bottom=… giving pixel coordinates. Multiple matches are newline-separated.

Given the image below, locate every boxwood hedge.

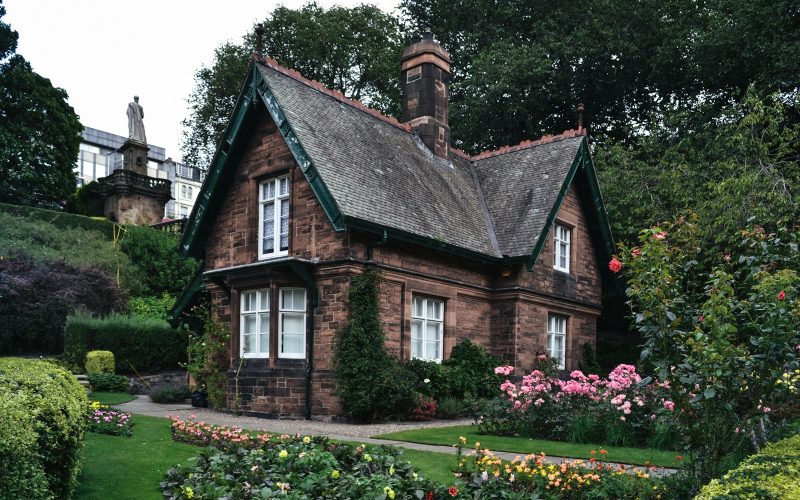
left=697, top=433, right=800, bottom=499
left=0, top=357, right=88, bottom=499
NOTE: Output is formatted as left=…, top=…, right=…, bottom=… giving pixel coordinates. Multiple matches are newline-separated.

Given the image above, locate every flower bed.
left=163, top=417, right=669, bottom=499
left=480, top=364, right=680, bottom=449
left=86, top=401, right=133, bottom=436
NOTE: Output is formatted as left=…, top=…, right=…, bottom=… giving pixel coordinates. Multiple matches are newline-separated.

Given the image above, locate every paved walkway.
left=116, top=395, right=675, bottom=476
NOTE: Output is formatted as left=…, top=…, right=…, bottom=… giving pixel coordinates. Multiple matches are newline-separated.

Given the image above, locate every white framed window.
left=259, top=176, right=290, bottom=259
left=181, top=185, right=187, bottom=198
left=187, top=186, right=193, bottom=199
left=279, top=288, right=306, bottom=359
left=240, top=289, right=270, bottom=358
left=179, top=206, right=188, bottom=218
left=411, top=296, right=444, bottom=362
left=553, top=224, right=571, bottom=273
left=547, top=314, right=567, bottom=369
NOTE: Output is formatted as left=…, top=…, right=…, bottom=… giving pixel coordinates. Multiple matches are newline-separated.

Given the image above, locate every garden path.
left=116, top=396, right=676, bottom=476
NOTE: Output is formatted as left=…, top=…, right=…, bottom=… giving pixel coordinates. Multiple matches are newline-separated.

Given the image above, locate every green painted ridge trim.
left=168, top=264, right=206, bottom=327
left=581, top=143, right=616, bottom=260
left=179, top=66, right=259, bottom=258
left=344, top=216, right=500, bottom=264
left=253, top=68, right=346, bottom=232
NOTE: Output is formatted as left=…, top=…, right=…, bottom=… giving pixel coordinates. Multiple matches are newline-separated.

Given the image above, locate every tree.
left=0, top=1, right=82, bottom=208
left=181, top=2, right=403, bottom=168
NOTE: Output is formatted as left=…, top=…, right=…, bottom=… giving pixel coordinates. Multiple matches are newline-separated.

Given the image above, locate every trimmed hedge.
left=85, top=350, right=115, bottom=373
left=696, top=433, right=800, bottom=499
left=64, top=313, right=187, bottom=375
left=0, top=201, right=115, bottom=238
left=0, top=357, right=87, bottom=499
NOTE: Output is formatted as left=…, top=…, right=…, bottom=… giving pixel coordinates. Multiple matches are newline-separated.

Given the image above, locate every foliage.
left=436, top=396, right=467, bottom=419
left=0, top=252, right=126, bottom=355
left=409, top=395, right=437, bottom=421
left=596, top=90, right=800, bottom=246
left=64, top=180, right=103, bottom=216
left=696, top=433, right=800, bottom=499
left=616, top=220, right=800, bottom=484
left=85, top=350, right=115, bottom=374
left=402, top=0, right=799, bottom=154
left=0, top=357, right=87, bottom=499
left=185, top=304, right=229, bottom=409
left=0, top=201, right=115, bottom=238
left=181, top=2, right=403, bottom=167
left=335, top=267, right=414, bottom=421
left=89, top=391, right=136, bottom=406
left=118, top=225, right=200, bottom=297
left=579, top=342, right=602, bottom=375
left=442, top=339, right=502, bottom=399
left=479, top=364, right=680, bottom=450
left=162, top=433, right=452, bottom=500
left=86, top=401, right=133, bottom=437
left=87, top=372, right=130, bottom=393
left=0, top=3, right=82, bottom=209
left=129, top=293, right=176, bottom=320
left=149, top=385, right=191, bottom=404
left=64, top=313, right=187, bottom=375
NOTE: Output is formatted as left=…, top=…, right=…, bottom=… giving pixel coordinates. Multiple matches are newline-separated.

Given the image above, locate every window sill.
left=258, top=251, right=289, bottom=261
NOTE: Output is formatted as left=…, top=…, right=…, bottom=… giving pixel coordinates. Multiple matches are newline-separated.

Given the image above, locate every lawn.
left=374, top=424, right=684, bottom=468
left=75, top=415, right=197, bottom=500
left=89, top=391, right=136, bottom=405
left=76, top=414, right=460, bottom=498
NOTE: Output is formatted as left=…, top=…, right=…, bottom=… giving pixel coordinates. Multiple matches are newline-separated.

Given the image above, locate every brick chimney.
left=401, top=29, right=451, bottom=159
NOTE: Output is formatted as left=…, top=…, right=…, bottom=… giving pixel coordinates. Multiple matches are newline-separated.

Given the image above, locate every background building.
left=77, top=127, right=205, bottom=219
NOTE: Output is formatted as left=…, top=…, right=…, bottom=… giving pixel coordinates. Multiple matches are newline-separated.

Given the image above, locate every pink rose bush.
left=478, top=364, right=680, bottom=449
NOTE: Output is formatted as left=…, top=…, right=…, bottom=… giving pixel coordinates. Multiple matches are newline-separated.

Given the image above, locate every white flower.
left=424, top=378, right=430, bottom=384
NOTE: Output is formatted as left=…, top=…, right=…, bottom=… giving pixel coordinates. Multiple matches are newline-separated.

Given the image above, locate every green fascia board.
left=168, top=264, right=206, bottom=327
left=525, top=138, right=615, bottom=272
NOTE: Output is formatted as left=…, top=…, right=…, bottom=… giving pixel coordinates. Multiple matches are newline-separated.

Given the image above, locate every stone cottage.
left=174, top=31, right=616, bottom=418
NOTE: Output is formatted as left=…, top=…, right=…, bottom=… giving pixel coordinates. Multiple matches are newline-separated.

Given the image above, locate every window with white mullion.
left=547, top=314, right=567, bottom=369
left=240, top=289, right=270, bottom=358
left=259, top=176, right=290, bottom=259
left=553, top=224, right=571, bottom=273
left=411, top=296, right=444, bottom=362
left=279, top=288, right=306, bottom=359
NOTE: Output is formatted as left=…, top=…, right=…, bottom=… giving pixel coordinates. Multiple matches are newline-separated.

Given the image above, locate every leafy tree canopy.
left=0, top=1, right=82, bottom=208
left=181, top=2, right=403, bottom=168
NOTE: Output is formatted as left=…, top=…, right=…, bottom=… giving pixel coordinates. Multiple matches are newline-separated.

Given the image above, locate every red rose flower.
left=777, top=290, right=786, bottom=301
left=425, top=492, right=434, bottom=500
left=448, top=486, right=459, bottom=497
left=608, top=257, right=622, bottom=273
left=653, top=231, right=667, bottom=240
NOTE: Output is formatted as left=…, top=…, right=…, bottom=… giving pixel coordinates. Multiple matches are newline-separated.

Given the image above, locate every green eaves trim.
left=168, top=264, right=205, bottom=327
left=179, top=65, right=260, bottom=258
left=525, top=138, right=615, bottom=271
left=254, top=69, right=345, bottom=232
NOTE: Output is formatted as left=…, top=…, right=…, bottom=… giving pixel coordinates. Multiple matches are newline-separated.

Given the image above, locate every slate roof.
left=474, top=135, right=585, bottom=257
left=180, top=57, right=610, bottom=264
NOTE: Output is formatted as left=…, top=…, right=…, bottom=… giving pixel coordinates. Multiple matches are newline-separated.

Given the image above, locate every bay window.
left=547, top=314, right=567, bottom=369
left=279, top=288, right=306, bottom=359
left=240, top=289, right=269, bottom=358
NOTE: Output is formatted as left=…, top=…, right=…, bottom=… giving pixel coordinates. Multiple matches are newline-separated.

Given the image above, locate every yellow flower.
left=389, top=465, right=395, bottom=475
left=183, top=486, right=194, bottom=499
left=331, top=470, right=340, bottom=479
left=384, top=486, right=396, bottom=499
left=412, top=472, right=418, bottom=480
left=279, top=450, right=288, bottom=459
left=303, top=436, right=311, bottom=444
left=364, top=453, right=372, bottom=462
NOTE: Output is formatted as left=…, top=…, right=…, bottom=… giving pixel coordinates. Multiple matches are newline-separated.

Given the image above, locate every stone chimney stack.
left=401, top=29, right=451, bottom=159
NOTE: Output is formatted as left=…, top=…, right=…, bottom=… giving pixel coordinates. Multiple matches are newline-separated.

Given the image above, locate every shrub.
left=150, top=385, right=191, bottom=404
left=697, top=433, right=800, bottom=499
left=86, top=401, right=133, bottom=437
left=87, top=372, right=130, bottom=392
left=436, top=396, right=466, bottom=419
left=185, top=305, right=229, bottom=410
left=335, top=267, right=412, bottom=421
left=118, top=225, right=200, bottom=296
left=0, top=358, right=87, bottom=499
left=409, top=395, right=437, bottom=420
left=0, top=252, right=126, bottom=355
left=85, top=350, right=115, bottom=373
left=128, top=293, right=175, bottom=320
left=442, top=339, right=502, bottom=399
left=63, top=313, right=187, bottom=374
left=0, top=201, right=115, bottom=237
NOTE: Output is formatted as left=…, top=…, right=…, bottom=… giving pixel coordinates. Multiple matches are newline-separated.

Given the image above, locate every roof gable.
left=179, top=58, right=613, bottom=267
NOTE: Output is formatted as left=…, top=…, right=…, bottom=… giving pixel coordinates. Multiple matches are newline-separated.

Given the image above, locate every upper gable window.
left=259, top=176, right=290, bottom=259
left=553, top=224, right=571, bottom=273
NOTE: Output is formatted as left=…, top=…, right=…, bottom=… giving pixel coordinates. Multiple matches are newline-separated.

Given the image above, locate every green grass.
left=400, top=448, right=460, bottom=485
left=89, top=391, right=136, bottom=405
left=75, top=415, right=197, bottom=500
left=374, top=425, right=684, bottom=468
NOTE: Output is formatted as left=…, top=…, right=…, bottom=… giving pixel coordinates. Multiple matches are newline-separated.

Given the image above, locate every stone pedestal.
left=97, top=169, right=172, bottom=225
left=119, top=139, right=150, bottom=176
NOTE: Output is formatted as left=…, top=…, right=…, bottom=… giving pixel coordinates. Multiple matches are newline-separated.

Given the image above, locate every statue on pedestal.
left=127, top=95, right=146, bottom=143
